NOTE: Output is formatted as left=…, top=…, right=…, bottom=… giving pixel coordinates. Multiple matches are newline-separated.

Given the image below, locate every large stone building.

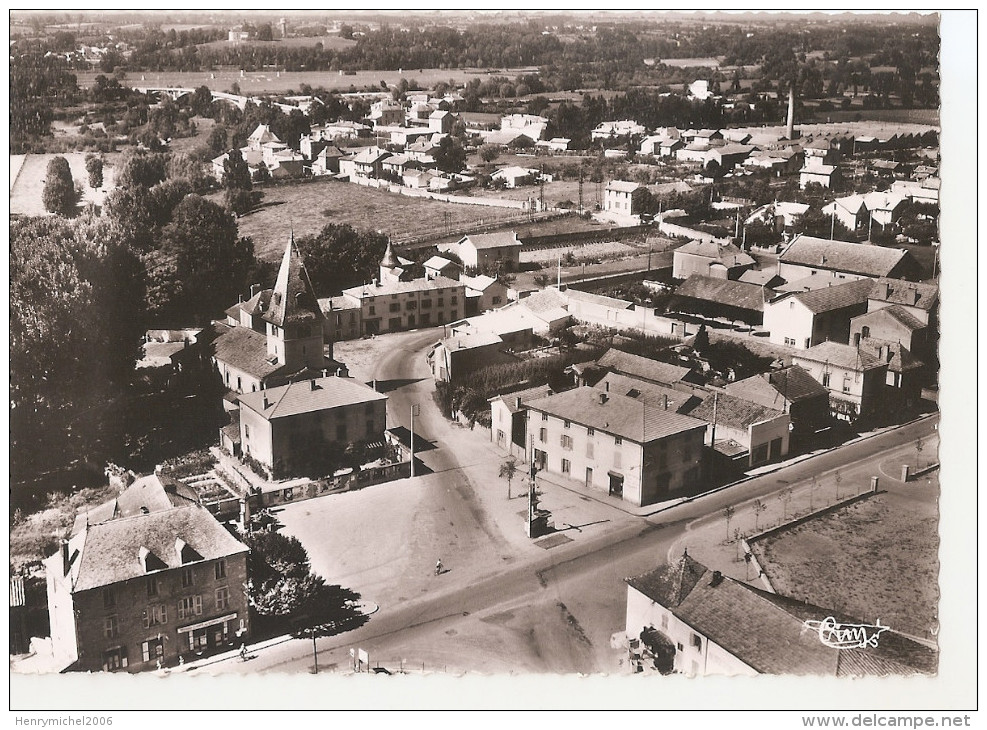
left=45, top=475, right=250, bottom=673
left=525, top=385, right=708, bottom=507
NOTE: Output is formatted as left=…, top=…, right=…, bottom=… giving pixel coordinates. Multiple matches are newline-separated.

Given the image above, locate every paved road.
left=193, top=330, right=939, bottom=677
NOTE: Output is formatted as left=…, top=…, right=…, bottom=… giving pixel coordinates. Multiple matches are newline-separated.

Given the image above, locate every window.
left=104, top=615, right=119, bottom=639
left=244, top=424, right=250, bottom=440
left=789, top=301, right=795, bottom=309
left=421, top=299, right=432, bottom=309
left=861, top=326, right=871, bottom=339
left=147, top=577, right=159, bottom=598
left=451, top=296, right=458, bottom=305
left=784, top=337, right=796, bottom=346
left=492, top=296, right=502, bottom=305
left=216, top=586, right=231, bottom=611
left=405, top=301, right=417, bottom=311
left=541, top=412, right=549, bottom=422
left=539, top=428, right=547, bottom=443
left=437, top=298, right=445, bottom=307
left=842, top=377, right=852, bottom=394
left=562, top=458, right=571, bottom=475
left=215, top=560, right=227, bottom=581
left=822, top=372, right=831, bottom=387
left=103, top=588, right=115, bottom=610
left=615, top=436, right=623, bottom=445
left=141, top=638, right=164, bottom=663
left=691, top=633, right=702, bottom=649
left=389, top=302, right=401, bottom=313
left=661, top=613, right=668, bottom=630
left=178, top=595, right=203, bottom=620
left=102, top=647, right=127, bottom=671
left=182, top=568, right=195, bottom=588
left=368, top=306, right=376, bottom=316
left=142, top=604, right=168, bottom=629
left=561, top=434, right=573, bottom=450
left=563, top=420, right=570, bottom=429
left=587, top=428, right=595, bottom=436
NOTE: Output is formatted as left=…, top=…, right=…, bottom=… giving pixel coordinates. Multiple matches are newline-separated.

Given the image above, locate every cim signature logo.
left=803, top=616, right=890, bottom=649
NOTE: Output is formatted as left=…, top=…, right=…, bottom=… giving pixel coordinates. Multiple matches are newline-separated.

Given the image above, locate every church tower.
left=264, top=234, right=329, bottom=370
left=379, top=238, right=403, bottom=283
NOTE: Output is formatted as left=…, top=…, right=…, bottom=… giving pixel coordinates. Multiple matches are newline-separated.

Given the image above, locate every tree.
left=252, top=161, right=271, bottom=183
left=723, top=505, right=735, bottom=542
left=479, top=144, right=501, bottom=163
left=753, top=499, right=767, bottom=531
left=208, top=124, right=228, bottom=154
left=150, top=194, right=255, bottom=324
left=256, top=23, right=274, bottom=42
left=434, top=135, right=466, bottom=173
left=500, top=458, right=519, bottom=499
left=779, top=488, right=793, bottom=520
left=834, top=469, right=843, bottom=500
left=85, top=154, right=104, bottom=189
left=296, top=223, right=388, bottom=296
left=191, top=85, right=214, bottom=116
left=42, top=156, right=77, bottom=216
left=222, top=147, right=253, bottom=191
left=115, top=150, right=168, bottom=189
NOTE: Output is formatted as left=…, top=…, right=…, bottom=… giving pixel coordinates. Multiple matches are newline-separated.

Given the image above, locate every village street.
left=184, top=329, right=940, bottom=678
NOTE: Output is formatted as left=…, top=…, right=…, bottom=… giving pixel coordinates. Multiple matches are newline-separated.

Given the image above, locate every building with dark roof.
left=238, top=376, right=387, bottom=479
left=212, top=236, right=334, bottom=395
left=763, top=277, right=875, bottom=349
left=625, top=553, right=936, bottom=676
left=690, top=391, right=790, bottom=467
left=778, top=235, right=921, bottom=282
left=671, top=275, right=766, bottom=326
left=673, top=241, right=756, bottom=281
left=722, top=366, right=831, bottom=437
left=792, top=342, right=889, bottom=422
left=45, top=482, right=249, bottom=673
left=525, top=386, right=708, bottom=506
left=596, top=348, right=693, bottom=388
left=489, top=384, right=555, bottom=460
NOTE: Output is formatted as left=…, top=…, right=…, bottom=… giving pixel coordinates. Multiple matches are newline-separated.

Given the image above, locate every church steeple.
left=264, top=233, right=327, bottom=370
left=380, top=238, right=400, bottom=269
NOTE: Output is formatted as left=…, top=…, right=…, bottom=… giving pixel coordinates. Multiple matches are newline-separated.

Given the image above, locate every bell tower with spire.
left=379, top=238, right=403, bottom=283
left=263, top=233, right=329, bottom=370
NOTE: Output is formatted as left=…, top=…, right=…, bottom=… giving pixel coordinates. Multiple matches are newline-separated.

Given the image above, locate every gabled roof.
left=794, top=341, right=886, bottom=372
left=852, top=304, right=926, bottom=333
left=459, top=231, right=522, bottom=250
left=676, top=240, right=756, bottom=267
left=264, top=237, right=327, bottom=328
left=564, top=288, right=634, bottom=310
left=238, top=376, right=386, bottom=421
left=824, top=194, right=868, bottom=215
left=460, top=274, right=499, bottom=293
left=59, top=504, right=248, bottom=593
left=691, top=392, right=785, bottom=431
left=869, top=278, right=938, bottom=312
left=489, top=384, right=555, bottom=414
left=738, top=269, right=784, bottom=287
left=595, top=372, right=700, bottom=414
left=858, top=340, right=924, bottom=373
left=596, top=348, right=691, bottom=386
left=780, top=236, right=913, bottom=278
left=525, top=386, right=707, bottom=443
left=211, top=325, right=283, bottom=380
left=423, top=255, right=458, bottom=271
left=674, top=275, right=766, bottom=313
left=774, top=277, right=875, bottom=314
left=627, top=555, right=936, bottom=676
left=439, top=331, right=503, bottom=351
left=605, top=180, right=642, bottom=193
left=248, top=124, right=281, bottom=145
left=723, top=366, right=828, bottom=410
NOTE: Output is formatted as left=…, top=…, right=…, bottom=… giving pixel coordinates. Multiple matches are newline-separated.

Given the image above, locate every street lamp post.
left=410, top=403, right=420, bottom=477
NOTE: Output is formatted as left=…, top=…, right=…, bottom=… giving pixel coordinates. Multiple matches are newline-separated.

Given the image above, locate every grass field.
left=221, top=179, right=533, bottom=261
left=753, top=490, right=940, bottom=639
left=9, top=153, right=117, bottom=217
left=74, top=66, right=542, bottom=94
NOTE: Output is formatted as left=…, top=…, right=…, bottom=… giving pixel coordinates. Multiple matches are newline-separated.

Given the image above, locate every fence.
left=656, top=219, right=731, bottom=245
left=518, top=224, right=653, bottom=251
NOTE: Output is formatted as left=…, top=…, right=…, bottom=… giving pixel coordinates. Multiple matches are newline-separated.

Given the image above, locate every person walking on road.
left=435, top=559, right=443, bottom=576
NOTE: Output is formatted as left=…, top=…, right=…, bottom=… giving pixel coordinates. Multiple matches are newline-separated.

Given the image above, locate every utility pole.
left=410, top=403, right=420, bottom=477
left=578, top=166, right=584, bottom=214
left=830, top=209, right=836, bottom=240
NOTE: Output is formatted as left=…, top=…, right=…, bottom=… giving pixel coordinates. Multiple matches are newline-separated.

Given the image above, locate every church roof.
left=263, top=236, right=326, bottom=329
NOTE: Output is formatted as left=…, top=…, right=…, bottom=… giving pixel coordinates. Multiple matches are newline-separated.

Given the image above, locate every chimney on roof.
left=61, top=540, right=70, bottom=576
left=599, top=392, right=608, bottom=405
left=878, top=344, right=889, bottom=361
left=310, top=379, right=317, bottom=391
left=251, top=283, right=260, bottom=298
left=710, top=570, right=724, bottom=587
left=263, top=394, right=270, bottom=409
left=912, top=287, right=921, bottom=305
left=515, top=396, right=522, bottom=409
left=175, top=537, right=187, bottom=563
left=604, top=381, right=610, bottom=392
left=663, top=394, right=669, bottom=411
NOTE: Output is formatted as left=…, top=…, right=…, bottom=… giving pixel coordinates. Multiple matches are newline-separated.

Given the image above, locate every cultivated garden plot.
left=9, top=152, right=116, bottom=216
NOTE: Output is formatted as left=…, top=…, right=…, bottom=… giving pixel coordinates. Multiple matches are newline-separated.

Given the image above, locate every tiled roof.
left=869, top=278, right=938, bottom=312
left=690, top=392, right=785, bottom=430
left=724, top=366, right=829, bottom=410
left=780, top=236, right=911, bottom=278
left=852, top=305, right=925, bottom=333
left=779, top=278, right=875, bottom=314
left=738, top=269, right=783, bottom=287
left=238, top=376, right=386, bottom=421
left=858, top=340, right=924, bottom=373
left=628, top=557, right=936, bottom=676
left=440, top=331, right=503, bottom=350
left=519, top=288, right=569, bottom=315
left=461, top=274, right=499, bottom=293
left=211, top=326, right=282, bottom=380
left=489, top=384, right=555, bottom=414
left=423, top=255, right=457, bottom=271
left=525, top=386, right=707, bottom=443
left=318, top=296, right=361, bottom=313
left=63, top=504, right=248, bottom=592
left=594, top=372, right=701, bottom=414
left=676, top=240, right=756, bottom=267
left=605, top=180, right=642, bottom=193
left=264, top=239, right=326, bottom=329
left=342, top=275, right=462, bottom=298
left=626, top=552, right=708, bottom=608
left=596, top=348, right=691, bottom=386
left=460, top=232, right=521, bottom=250
left=674, top=275, right=766, bottom=312
left=794, top=341, right=886, bottom=372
